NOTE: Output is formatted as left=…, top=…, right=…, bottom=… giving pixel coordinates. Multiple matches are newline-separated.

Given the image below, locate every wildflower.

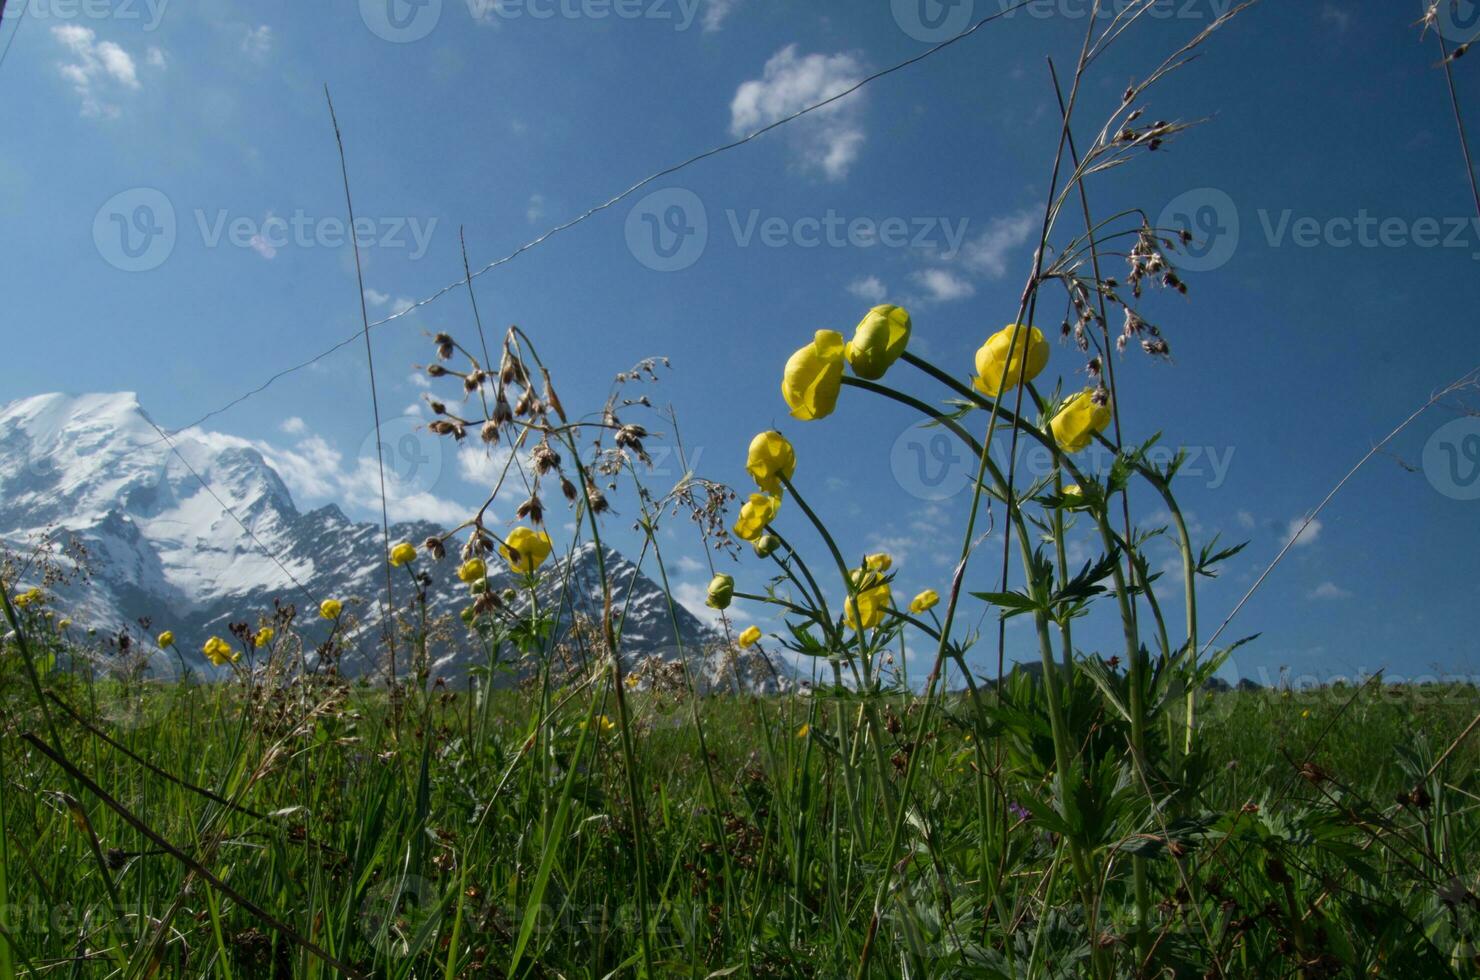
left=909, top=589, right=939, bottom=614
left=500, top=527, right=553, bottom=575
left=781, top=330, right=845, bottom=421
left=389, top=541, right=417, bottom=567
left=745, top=430, right=796, bottom=494
left=457, top=558, right=487, bottom=584
left=625, top=673, right=639, bottom=689
left=1060, top=483, right=1092, bottom=511
left=1050, top=389, right=1112, bottom=453
left=864, top=553, right=892, bottom=572
left=796, top=723, right=811, bottom=738
left=844, top=305, right=911, bottom=380
left=732, top=493, right=780, bottom=542
left=844, top=568, right=892, bottom=631
left=752, top=533, right=782, bottom=559
left=202, top=636, right=238, bottom=667
left=13, top=588, right=42, bottom=609
left=706, top=573, right=734, bottom=610
left=972, top=325, right=1049, bottom=398
left=1301, top=709, right=1311, bottom=719
left=253, top=627, right=275, bottom=649
left=588, top=714, right=616, bottom=733
left=58, top=619, right=71, bottom=630
left=158, top=631, right=175, bottom=648
left=738, top=625, right=762, bottom=648
left=319, top=599, right=343, bottom=621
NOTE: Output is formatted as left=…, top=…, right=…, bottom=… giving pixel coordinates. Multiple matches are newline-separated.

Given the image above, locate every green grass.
left=2, top=653, right=1478, bottom=978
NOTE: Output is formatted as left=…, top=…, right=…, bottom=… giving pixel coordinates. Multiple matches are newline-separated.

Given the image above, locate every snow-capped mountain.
left=0, top=393, right=769, bottom=688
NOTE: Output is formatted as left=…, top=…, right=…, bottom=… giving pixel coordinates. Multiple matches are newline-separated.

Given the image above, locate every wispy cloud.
left=703, top=0, right=743, bottom=32
left=1309, top=581, right=1351, bottom=600
left=1281, top=516, right=1323, bottom=548
left=731, top=46, right=867, bottom=181
left=53, top=25, right=147, bottom=118
left=241, top=24, right=272, bottom=60
left=847, top=275, right=887, bottom=303
left=911, top=268, right=975, bottom=303
left=526, top=193, right=545, bottom=224
left=960, top=210, right=1037, bottom=279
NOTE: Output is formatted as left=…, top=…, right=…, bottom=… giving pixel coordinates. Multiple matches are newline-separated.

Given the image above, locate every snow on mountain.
left=0, top=393, right=772, bottom=689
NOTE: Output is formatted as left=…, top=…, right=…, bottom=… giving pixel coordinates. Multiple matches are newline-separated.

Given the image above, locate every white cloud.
left=408, top=371, right=430, bottom=390
left=911, top=268, right=976, bottom=303
left=279, top=416, right=307, bottom=435
left=526, top=193, right=545, bottom=224
left=960, top=210, right=1036, bottom=279
left=242, top=25, right=272, bottom=59
left=730, top=46, right=867, bottom=181
left=674, top=555, right=704, bottom=575
left=703, top=0, right=742, bottom=31
left=1309, top=581, right=1351, bottom=600
left=146, top=47, right=166, bottom=69
left=1281, top=516, right=1322, bottom=548
left=847, top=275, right=887, bottom=303
left=1320, top=4, right=1350, bottom=32
left=457, top=444, right=521, bottom=488
left=675, top=580, right=724, bottom=626
left=249, top=225, right=278, bottom=260
left=1236, top=509, right=1256, bottom=529
left=53, top=25, right=143, bottom=118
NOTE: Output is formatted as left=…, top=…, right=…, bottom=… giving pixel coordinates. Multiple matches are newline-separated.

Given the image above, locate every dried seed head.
left=587, top=487, right=609, bottom=514
left=516, top=495, right=544, bottom=525
left=434, top=333, right=455, bottom=360
left=427, top=364, right=448, bottom=378
left=423, top=536, right=446, bottom=560
left=561, top=477, right=579, bottom=502
left=480, top=421, right=499, bottom=445
left=493, top=398, right=513, bottom=426
left=532, top=442, right=561, bottom=475
left=429, top=400, right=447, bottom=415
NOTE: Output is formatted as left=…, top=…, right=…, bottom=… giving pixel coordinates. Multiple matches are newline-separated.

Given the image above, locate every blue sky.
left=2, top=0, right=1479, bottom=684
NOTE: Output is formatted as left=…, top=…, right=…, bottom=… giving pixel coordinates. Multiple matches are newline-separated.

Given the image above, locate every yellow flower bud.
left=1050, top=389, right=1112, bottom=453
left=253, top=627, right=275, bottom=649
left=58, top=619, right=71, bottom=630
left=752, top=533, right=782, bottom=559
left=844, top=568, right=892, bottom=631
left=745, top=430, right=796, bottom=494
left=781, top=330, right=845, bottom=421
left=457, top=558, right=487, bottom=584
left=864, top=553, right=892, bottom=572
left=500, top=527, right=553, bottom=575
left=843, top=305, right=911, bottom=380
left=732, top=493, right=780, bottom=542
left=389, top=541, right=417, bottom=567
left=738, top=625, right=762, bottom=648
left=319, top=599, right=343, bottom=621
left=706, top=573, right=735, bottom=610
left=157, top=631, right=175, bottom=648
left=909, top=589, right=939, bottom=614
left=796, top=723, right=811, bottom=738
left=972, top=325, right=1049, bottom=398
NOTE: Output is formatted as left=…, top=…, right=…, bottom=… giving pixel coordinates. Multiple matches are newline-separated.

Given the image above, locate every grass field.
left=2, top=643, right=1479, bottom=978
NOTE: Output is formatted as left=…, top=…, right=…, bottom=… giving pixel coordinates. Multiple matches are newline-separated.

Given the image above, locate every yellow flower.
left=1301, top=709, right=1311, bottom=719
left=202, top=636, right=238, bottom=667
left=746, top=430, right=796, bottom=494
left=157, top=631, right=175, bottom=648
left=588, top=714, right=616, bottom=733
left=844, top=568, right=892, bottom=631
left=320, top=599, right=343, bottom=621
left=732, top=493, right=780, bottom=542
left=457, top=558, right=487, bottom=584
left=13, top=588, right=42, bottom=609
left=864, top=553, right=892, bottom=572
left=796, top=723, right=811, bottom=738
left=738, top=625, right=762, bottom=648
left=781, top=329, right=845, bottom=421
left=500, top=527, right=553, bottom=575
left=58, top=619, right=71, bottom=630
left=909, top=589, right=939, bottom=614
left=972, top=325, right=1049, bottom=398
left=253, top=627, right=275, bottom=649
left=844, top=305, right=911, bottom=380
left=706, top=573, right=734, bottom=610
left=625, top=673, right=640, bottom=689
left=1050, top=389, right=1113, bottom=453
left=389, top=541, right=417, bottom=567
